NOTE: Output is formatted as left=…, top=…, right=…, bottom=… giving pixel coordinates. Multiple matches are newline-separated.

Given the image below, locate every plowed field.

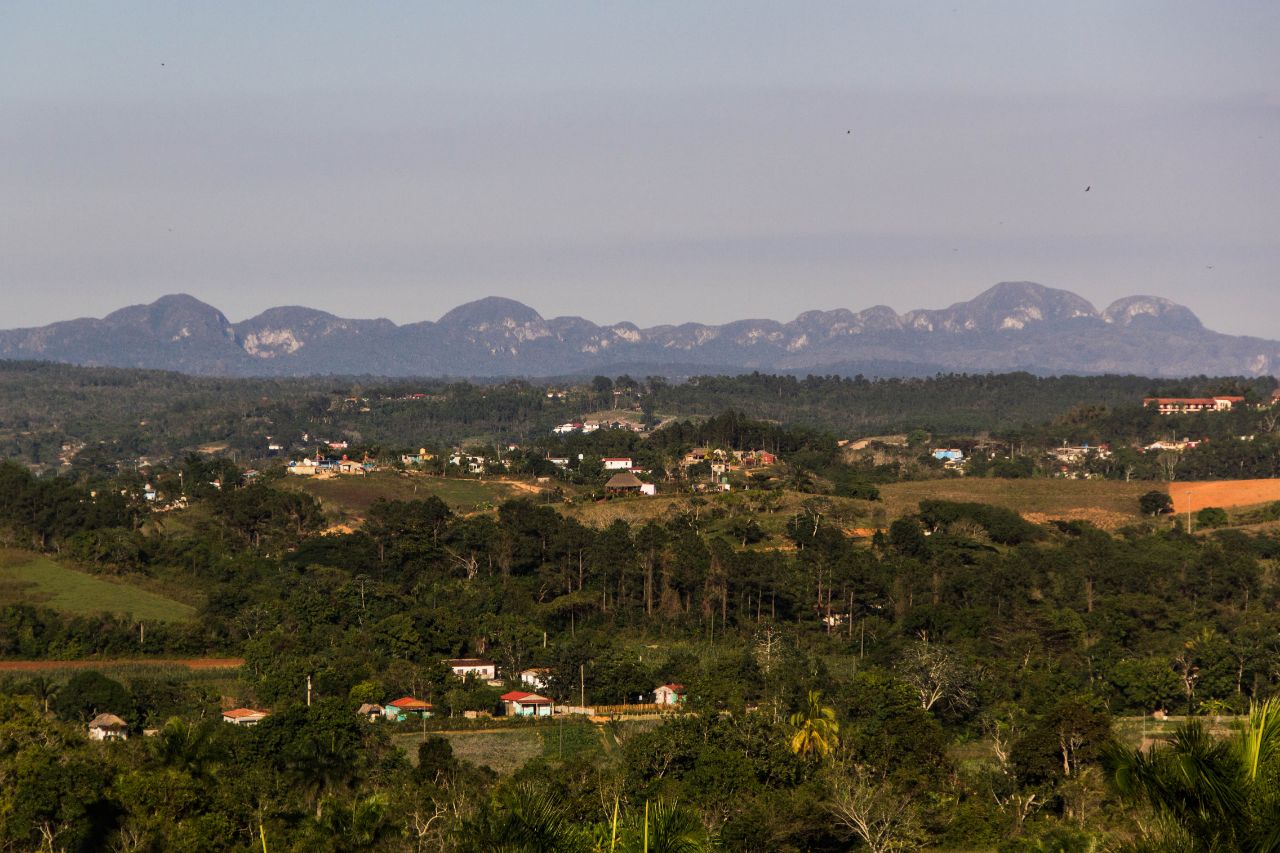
left=1168, top=480, right=1280, bottom=514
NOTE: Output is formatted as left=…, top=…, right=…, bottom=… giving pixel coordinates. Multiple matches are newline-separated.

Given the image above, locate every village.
left=85, top=657, right=690, bottom=744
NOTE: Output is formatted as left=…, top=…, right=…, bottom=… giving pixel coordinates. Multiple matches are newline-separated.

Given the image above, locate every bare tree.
left=983, top=714, right=1043, bottom=831
left=827, top=769, right=925, bottom=853
left=897, top=633, right=973, bottom=713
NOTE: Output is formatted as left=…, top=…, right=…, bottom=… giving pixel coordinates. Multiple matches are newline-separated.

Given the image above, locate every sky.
left=2, top=2, right=1278, bottom=336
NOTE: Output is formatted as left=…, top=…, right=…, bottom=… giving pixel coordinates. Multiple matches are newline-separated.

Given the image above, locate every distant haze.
left=2, top=3, right=1278, bottom=334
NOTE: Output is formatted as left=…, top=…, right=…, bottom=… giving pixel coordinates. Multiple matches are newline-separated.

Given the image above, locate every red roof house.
left=500, top=690, right=554, bottom=717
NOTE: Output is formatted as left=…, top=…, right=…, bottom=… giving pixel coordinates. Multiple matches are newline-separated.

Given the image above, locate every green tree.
left=53, top=670, right=131, bottom=723
left=1139, top=490, right=1174, bottom=516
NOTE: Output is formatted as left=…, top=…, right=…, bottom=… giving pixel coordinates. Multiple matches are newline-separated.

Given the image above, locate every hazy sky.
left=3, top=2, right=1278, bottom=335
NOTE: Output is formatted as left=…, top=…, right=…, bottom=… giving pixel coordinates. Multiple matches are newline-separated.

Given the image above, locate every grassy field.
left=878, top=478, right=1151, bottom=530
left=563, top=490, right=874, bottom=534
left=0, top=549, right=196, bottom=622
left=286, top=472, right=537, bottom=518
left=393, top=720, right=613, bottom=774
left=393, top=727, right=545, bottom=774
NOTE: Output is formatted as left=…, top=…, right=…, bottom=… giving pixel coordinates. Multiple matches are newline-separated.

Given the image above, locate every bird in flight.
left=1084, top=185, right=1091, bottom=192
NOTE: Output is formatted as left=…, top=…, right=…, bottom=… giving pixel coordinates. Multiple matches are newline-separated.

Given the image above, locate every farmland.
left=1168, top=479, right=1280, bottom=514
left=878, top=477, right=1152, bottom=530
left=393, top=719, right=619, bottom=775
left=0, top=548, right=195, bottom=623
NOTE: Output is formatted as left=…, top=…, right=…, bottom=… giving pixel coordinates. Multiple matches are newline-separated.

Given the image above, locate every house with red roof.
left=222, top=708, right=270, bottom=726
left=654, top=683, right=687, bottom=706
left=383, top=696, right=433, bottom=721
left=500, top=690, right=554, bottom=717
left=1143, top=396, right=1245, bottom=415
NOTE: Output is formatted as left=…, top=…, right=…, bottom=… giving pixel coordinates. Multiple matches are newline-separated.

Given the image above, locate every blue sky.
left=3, top=2, right=1278, bottom=335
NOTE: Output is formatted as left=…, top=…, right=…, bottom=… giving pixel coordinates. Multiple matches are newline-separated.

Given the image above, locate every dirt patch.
left=1167, top=480, right=1280, bottom=514
left=1023, top=510, right=1138, bottom=529
left=0, top=657, right=244, bottom=672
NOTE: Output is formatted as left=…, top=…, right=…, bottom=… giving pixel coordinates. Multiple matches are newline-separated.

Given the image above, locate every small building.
left=88, top=713, right=129, bottom=741
left=639, top=483, right=657, bottom=496
left=287, top=458, right=320, bottom=476
left=519, top=667, right=551, bottom=690
left=447, top=658, right=497, bottom=680
left=605, top=472, right=644, bottom=494
left=357, top=703, right=384, bottom=722
left=654, top=683, right=687, bottom=706
left=547, top=457, right=570, bottom=469
left=500, top=691, right=554, bottom=717
left=222, top=708, right=269, bottom=726
left=384, top=696, right=433, bottom=721
left=602, top=458, right=633, bottom=471
left=401, top=448, right=435, bottom=466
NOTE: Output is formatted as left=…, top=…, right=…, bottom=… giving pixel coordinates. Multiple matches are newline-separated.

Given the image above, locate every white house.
left=602, top=458, right=633, bottom=471
left=447, top=658, right=497, bottom=680
left=654, top=683, right=687, bottom=706
left=519, top=667, right=551, bottom=690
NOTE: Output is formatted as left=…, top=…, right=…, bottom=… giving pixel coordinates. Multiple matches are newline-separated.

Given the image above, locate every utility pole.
left=1186, top=490, right=1195, bottom=534
left=306, top=674, right=312, bottom=707
left=139, top=622, right=144, bottom=647
left=580, top=663, right=586, bottom=709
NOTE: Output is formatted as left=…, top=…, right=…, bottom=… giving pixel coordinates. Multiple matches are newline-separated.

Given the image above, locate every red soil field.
left=1167, top=480, right=1280, bottom=515
left=0, top=657, right=244, bottom=672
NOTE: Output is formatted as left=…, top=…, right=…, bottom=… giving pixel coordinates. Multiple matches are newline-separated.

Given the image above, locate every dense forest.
left=4, top=443, right=1280, bottom=849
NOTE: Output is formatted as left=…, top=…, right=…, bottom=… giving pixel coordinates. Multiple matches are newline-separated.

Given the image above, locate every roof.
left=1144, top=396, right=1245, bottom=405
left=605, top=472, right=643, bottom=489
left=223, top=708, right=268, bottom=719
left=519, top=667, right=551, bottom=674
left=88, top=713, right=128, bottom=730
left=447, top=658, right=495, bottom=667
left=657, top=683, right=687, bottom=693
left=602, top=457, right=633, bottom=462
left=356, top=703, right=384, bottom=714
left=388, top=696, right=433, bottom=710
left=500, top=691, right=552, bottom=704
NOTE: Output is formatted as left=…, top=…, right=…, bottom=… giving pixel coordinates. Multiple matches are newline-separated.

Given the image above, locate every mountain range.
left=1, top=282, right=1275, bottom=379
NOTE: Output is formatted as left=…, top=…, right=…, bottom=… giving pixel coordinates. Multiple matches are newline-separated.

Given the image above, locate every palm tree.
left=789, top=690, right=840, bottom=761
left=22, top=676, right=58, bottom=715
left=1107, top=698, right=1280, bottom=852
left=454, top=782, right=584, bottom=853
left=317, top=794, right=392, bottom=851
left=622, top=800, right=714, bottom=853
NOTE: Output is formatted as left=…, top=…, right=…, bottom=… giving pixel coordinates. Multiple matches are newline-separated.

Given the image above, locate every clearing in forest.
left=878, top=478, right=1151, bottom=530
left=286, top=472, right=534, bottom=517
left=0, top=549, right=195, bottom=622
